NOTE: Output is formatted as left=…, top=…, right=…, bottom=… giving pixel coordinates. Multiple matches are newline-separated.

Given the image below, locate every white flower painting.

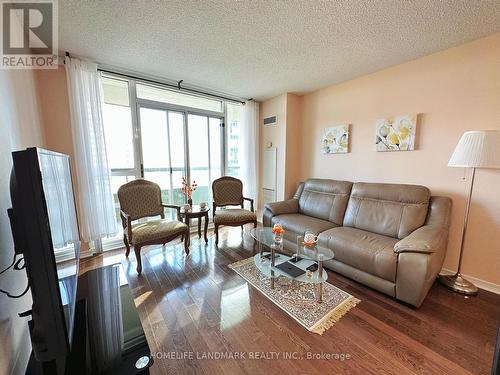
left=322, top=125, right=349, bottom=154
left=375, top=114, right=417, bottom=152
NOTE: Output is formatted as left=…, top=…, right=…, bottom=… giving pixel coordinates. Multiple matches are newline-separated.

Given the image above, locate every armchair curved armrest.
left=162, top=204, right=181, bottom=221
left=120, top=210, right=132, bottom=241
left=394, top=225, right=447, bottom=254
left=264, top=199, right=299, bottom=216
left=243, top=197, right=254, bottom=212
left=212, top=202, right=217, bottom=220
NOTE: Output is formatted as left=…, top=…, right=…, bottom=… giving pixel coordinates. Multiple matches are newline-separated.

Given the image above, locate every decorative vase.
left=272, top=224, right=284, bottom=244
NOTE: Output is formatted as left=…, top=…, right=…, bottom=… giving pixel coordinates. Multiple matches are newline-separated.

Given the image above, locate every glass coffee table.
left=250, top=228, right=334, bottom=302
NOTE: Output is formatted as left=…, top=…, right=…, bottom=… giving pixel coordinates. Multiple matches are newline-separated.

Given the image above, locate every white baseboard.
left=441, top=268, right=500, bottom=295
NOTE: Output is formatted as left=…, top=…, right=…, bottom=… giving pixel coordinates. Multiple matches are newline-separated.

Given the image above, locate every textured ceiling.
left=59, top=0, right=500, bottom=101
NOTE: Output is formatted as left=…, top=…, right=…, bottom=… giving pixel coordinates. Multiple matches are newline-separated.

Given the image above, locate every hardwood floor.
left=80, top=227, right=500, bottom=375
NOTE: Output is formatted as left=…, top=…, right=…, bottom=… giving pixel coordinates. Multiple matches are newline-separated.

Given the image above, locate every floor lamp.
left=439, top=130, right=500, bottom=295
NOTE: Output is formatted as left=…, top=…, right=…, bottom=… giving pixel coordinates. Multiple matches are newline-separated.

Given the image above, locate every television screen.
left=9, top=147, right=80, bottom=371
left=38, top=149, right=80, bottom=345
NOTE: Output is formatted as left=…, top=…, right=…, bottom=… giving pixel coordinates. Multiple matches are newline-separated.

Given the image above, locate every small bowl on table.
left=302, top=240, right=318, bottom=248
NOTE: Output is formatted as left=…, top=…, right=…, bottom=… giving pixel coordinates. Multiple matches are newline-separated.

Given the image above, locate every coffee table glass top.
left=250, top=227, right=334, bottom=262
left=253, top=252, right=327, bottom=284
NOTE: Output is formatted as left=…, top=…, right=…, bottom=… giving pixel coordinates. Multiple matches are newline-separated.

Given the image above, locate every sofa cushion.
left=298, top=179, right=353, bottom=225
left=318, top=226, right=398, bottom=282
left=343, top=182, right=430, bottom=239
left=271, top=214, right=337, bottom=240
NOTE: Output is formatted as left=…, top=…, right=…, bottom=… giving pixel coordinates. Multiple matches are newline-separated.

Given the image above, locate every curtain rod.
left=65, top=51, right=246, bottom=104
left=98, top=67, right=246, bottom=105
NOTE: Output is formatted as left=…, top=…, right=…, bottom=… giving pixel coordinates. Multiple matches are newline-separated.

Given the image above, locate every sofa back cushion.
left=298, top=179, right=353, bottom=225
left=343, top=182, right=430, bottom=239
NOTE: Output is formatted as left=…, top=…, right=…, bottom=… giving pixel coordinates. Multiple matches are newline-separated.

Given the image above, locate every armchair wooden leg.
left=215, top=224, right=219, bottom=245
left=134, top=246, right=142, bottom=274
left=124, top=234, right=130, bottom=257
left=184, top=229, right=190, bottom=255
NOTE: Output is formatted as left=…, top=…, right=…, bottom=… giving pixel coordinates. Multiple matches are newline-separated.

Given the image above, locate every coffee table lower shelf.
left=253, top=252, right=327, bottom=303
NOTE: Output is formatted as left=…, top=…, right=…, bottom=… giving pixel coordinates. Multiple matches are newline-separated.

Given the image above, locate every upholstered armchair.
left=118, top=179, right=189, bottom=274
left=212, top=176, right=257, bottom=245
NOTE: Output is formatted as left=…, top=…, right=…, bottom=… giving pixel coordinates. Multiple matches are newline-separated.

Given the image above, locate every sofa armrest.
left=263, top=199, right=299, bottom=227
left=395, top=226, right=448, bottom=307
left=395, top=195, right=451, bottom=307
left=394, top=225, right=447, bottom=254
left=265, top=199, right=299, bottom=216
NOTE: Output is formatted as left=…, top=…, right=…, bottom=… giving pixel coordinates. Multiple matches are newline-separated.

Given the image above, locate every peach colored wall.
left=35, top=67, right=74, bottom=162
left=284, top=93, right=302, bottom=198
left=298, top=33, right=500, bottom=285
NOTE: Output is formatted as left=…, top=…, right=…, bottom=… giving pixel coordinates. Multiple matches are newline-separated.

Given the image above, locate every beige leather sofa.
left=263, top=179, right=452, bottom=307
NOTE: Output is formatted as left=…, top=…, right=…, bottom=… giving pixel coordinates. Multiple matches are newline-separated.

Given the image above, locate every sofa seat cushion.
left=271, top=214, right=337, bottom=239
left=132, top=219, right=187, bottom=244
left=318, top=227, right=398, bottom=282
left=213, top=208, right=257, bottom=224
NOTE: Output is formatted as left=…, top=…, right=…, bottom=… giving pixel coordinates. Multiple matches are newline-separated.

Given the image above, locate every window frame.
left=136, top=81, right=224, bottom=113
left=100, top=72, right=243, bottom=251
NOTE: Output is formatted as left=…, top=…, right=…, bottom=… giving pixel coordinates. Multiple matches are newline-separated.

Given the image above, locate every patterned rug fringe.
left=310, top=296, right=361, bottom=335
left=229, top=257, right=361, bottom=335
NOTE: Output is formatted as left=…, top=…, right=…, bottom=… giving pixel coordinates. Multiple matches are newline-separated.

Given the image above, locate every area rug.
left=229, top=257, right=360, bottom=335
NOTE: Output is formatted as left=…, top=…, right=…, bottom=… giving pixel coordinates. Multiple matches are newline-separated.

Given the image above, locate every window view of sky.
left=101, top=76, right=242, bottom=228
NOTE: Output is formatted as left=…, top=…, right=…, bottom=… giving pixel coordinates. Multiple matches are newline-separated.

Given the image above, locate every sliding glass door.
left=139, top=108, right=186, bottom=212
left=188, top=114, right=223, bottom=206
left=138, top=105, right=223, bottom=213
left=101, top=74, right=243, bottom=249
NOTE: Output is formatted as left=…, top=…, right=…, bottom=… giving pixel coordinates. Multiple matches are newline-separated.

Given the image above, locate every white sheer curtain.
left=65, top=56, right=117, bottom=242
left=239, top=100, right=260, bottom=204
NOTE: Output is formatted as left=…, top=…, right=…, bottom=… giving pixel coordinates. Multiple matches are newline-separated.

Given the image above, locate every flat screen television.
left=9, top=148, right=80, bottom=374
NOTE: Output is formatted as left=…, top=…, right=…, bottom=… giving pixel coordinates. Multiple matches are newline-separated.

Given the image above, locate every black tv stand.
left=26, top=264, right=152, bottom=375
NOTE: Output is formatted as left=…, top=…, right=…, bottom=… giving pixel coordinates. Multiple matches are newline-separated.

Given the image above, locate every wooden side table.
left=180, top=205, right=210, bottom=244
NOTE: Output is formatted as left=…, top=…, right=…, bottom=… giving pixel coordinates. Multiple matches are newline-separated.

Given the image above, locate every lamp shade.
left=448, top=130, right=500, bottom=168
